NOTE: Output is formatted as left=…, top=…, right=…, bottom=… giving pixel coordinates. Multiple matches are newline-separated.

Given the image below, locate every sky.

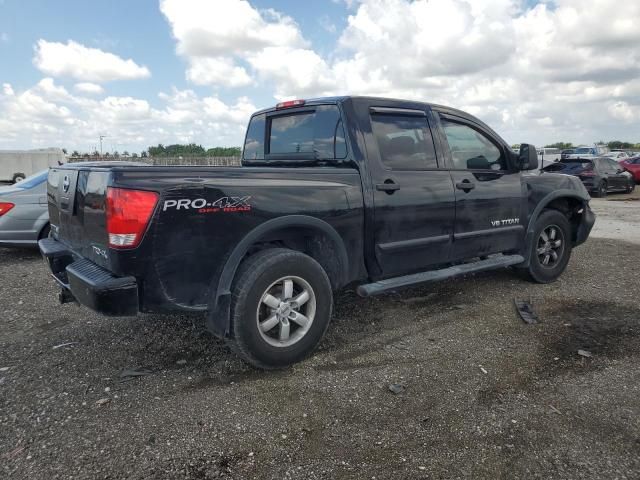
left=0, top=0, right=638, bottom=154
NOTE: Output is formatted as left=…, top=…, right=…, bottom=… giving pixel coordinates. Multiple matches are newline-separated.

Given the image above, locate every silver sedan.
left=0, top=170, right=50, bottom=247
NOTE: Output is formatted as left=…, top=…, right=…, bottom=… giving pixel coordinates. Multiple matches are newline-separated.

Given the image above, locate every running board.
left=356, top=254, right=525, bottom=297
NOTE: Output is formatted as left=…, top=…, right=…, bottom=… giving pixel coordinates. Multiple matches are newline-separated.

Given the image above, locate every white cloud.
left=33, top=39, right=151, bottom=82
left=186, top=57, right=252, bottom=87
left=74, top=82, right=105, bottom=95
left=0, top=79, right=254, bottom=152
left=0, top=32, right=8, bottom=43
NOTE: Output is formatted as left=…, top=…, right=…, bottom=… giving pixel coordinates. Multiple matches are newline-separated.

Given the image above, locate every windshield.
left=574, top=147, right=592, bottom=154
left=14, top=169, right=48, bottom=189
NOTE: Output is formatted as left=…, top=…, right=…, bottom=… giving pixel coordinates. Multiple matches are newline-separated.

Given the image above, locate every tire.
left=626, top=178, right=635, bottom=193
left=593, top=180, right=607, bottom=198
left=12, top=173, right=26, bottom=184
left=518, top=209, right=572, bottom=284
left=227, top=248, right=333, bottom=369
left=38, top=223, right=51, bottom=240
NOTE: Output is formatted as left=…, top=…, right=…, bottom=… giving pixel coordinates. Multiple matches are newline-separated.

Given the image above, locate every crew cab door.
left=435, top=112, right=525, bottom=261
left=362, top=101, right=456, bottom=277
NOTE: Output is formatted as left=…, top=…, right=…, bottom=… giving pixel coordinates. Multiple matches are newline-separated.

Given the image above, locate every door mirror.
left=518, top=144, right=538, bottom=170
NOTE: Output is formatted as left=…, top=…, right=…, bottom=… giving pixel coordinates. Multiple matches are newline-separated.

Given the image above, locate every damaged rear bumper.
left=38, top=237, right=139, bottom=316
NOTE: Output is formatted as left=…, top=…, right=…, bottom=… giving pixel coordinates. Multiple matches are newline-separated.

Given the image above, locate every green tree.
left=206, top=146, right=242, bottom=157
left=71, top=150, right=80, bottom=157
left=545, top=142, right=574, bottom=149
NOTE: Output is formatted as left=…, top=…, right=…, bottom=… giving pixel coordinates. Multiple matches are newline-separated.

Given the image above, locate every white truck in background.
left=0, top=148, right=67, bottom=183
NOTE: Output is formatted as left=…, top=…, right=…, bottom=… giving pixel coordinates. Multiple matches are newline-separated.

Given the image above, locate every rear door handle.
left=456, top=181, right=475, bottom=191
left=376, top=181, right=400, bottom=193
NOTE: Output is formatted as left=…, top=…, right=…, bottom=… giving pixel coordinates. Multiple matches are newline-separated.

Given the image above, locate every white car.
left=604, top=151, right=629, bottom=160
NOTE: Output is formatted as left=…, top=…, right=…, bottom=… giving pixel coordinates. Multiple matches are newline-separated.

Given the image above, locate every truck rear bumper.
left=38, top=238, right=139, bottom=316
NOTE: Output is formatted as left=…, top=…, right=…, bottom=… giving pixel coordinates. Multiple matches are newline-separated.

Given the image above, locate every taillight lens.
left=0, top=202, right=15, bottom=216
left=106, top=188, right=158, bottom=249
left=579, top=169, right=596, bottom=177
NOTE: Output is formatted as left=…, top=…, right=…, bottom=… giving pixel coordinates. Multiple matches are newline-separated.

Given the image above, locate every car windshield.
left=574, top=147, right=592, bottom=154
left=14, top=170, right=48, bottom=189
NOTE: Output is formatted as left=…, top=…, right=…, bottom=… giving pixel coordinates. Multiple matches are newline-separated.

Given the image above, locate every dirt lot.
left=1, top=197, right=639, bottom=479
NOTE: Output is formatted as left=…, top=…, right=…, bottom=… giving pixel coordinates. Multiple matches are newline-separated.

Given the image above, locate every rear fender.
left=206, top=215, right=349, bottom=337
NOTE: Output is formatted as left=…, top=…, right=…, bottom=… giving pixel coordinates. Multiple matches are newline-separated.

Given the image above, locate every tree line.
left=68, top=144, right=242, bottom=158
left=543, top=141, right=640, bottom=150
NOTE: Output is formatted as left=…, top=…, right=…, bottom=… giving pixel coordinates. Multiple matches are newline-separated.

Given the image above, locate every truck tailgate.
left=47, top=166, right=111, bottom=267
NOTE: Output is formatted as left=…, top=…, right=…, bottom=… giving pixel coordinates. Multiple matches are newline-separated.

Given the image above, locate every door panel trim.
left=454, top=225, right=524, bottom=240
left=378, top=234, right=451, bottom=253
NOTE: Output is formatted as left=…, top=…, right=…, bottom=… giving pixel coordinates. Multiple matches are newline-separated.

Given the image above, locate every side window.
left=370, top=113, right=438, bottom=170
left=267, top=105, right=347, bottom=160
left=243, top=113, right=265, bottom=160
left=440, top=119, right=506, bottom=171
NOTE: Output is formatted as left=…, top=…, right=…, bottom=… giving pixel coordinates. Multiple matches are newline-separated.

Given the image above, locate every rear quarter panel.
left=110, top=167, right=365, bottom=312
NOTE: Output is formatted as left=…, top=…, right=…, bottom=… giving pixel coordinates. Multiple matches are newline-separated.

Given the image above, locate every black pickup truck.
left=40, top=96, right=595, bottom=368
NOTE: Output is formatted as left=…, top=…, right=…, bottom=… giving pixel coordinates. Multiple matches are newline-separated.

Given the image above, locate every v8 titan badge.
left=162, top=196, right=252, bottom=214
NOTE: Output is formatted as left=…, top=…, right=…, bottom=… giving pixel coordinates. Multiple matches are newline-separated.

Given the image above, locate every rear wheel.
left=12, top=173, right=26, bottom=184
left=38, top=223, right=51, bottom=240
left=227, top=248, right=333, bottom=369
left=518, top=209, right=572, bottom=284
left=594, top=180, right=607, bottom=198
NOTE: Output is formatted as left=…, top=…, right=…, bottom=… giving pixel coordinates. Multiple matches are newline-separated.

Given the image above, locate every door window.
left=370, top=113, right=438, bottom=170
left=440, top=119, right=506, bottom=171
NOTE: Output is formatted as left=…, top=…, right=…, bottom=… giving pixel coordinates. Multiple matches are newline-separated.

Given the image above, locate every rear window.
left=242, top=105, right=347, bottom=161
left=243, top=113, right=266, bottom=160
left=14, top=170, right=48, bottom=189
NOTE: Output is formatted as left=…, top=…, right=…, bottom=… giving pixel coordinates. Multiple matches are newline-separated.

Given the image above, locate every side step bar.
left=357, top=254, right=525, bottom=297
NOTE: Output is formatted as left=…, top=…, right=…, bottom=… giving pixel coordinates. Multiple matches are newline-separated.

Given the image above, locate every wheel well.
left=543, top=197, right=586, bottom=243
left=244, top=226, right=346, bottom=290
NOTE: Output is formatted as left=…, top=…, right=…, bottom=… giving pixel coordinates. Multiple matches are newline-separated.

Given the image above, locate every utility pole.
left=99, top=135, right=108, bottom=157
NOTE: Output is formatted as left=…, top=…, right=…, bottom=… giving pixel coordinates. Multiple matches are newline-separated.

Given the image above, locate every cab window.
left=441, top=119, right=506, bottom=171
left=370, top=113, right=438, bottom=170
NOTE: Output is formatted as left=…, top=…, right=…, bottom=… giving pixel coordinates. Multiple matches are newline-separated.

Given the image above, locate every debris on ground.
left=479, top=366, right=488, bottom=374
left=388, top=383, right=406, bottom=394
left=120, top=367, right=153, bottom=380
left=52, top=342, right=78, bottom=350
left=176, top=359, right=188, bottom=365
left=548, top=405, right=562, bottom=415
left=0, top=366, right=10, bottom=372
left=95, top=398, right=111, bottom=406
left=514, top=300, right=539, bottom=324
left=577, top=349, right=593, bottom=358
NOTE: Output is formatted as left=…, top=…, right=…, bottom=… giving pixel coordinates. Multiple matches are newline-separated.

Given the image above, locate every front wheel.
left=227, top=248, right=333, bottom=369
left=518, top=209, right=572, bottom=284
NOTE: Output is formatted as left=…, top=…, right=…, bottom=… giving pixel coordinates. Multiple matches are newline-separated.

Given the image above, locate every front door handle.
left=376, top=180, right=400, bottom=193
left=456, top=180, right=475, bottom=192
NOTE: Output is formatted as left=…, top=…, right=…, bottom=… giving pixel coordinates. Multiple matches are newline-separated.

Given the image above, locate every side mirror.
left=519, top=144, right=538, bottom=170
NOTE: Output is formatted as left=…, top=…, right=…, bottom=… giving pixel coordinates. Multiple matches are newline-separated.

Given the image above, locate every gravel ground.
left=1, top=199, right=639, bottom=479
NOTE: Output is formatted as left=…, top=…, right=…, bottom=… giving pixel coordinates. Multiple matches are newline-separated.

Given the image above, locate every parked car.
left=0, top=170, right=50, bottom=246
left=619, top=156, right=640, bottom=183
left=561, top=149, right=575, bottom=160
left=565, top=145, right=608, bottom=160
left=39, top=96, right=595, bottom=368
left=542, top=157, right=635, bottom=197
left=604, top=151, right=629, bottom=161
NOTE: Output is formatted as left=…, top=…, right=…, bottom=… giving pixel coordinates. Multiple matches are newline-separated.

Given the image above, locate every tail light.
left=106, top=188, right=158, bottom=249
left=0, top=202, right=15, bottom=216
left=579, top=169, right=596, bottom=177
